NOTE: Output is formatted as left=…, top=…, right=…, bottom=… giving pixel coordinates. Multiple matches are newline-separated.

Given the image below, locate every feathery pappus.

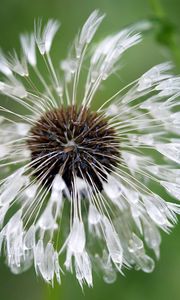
left=0, top=10, right=180, bottom=287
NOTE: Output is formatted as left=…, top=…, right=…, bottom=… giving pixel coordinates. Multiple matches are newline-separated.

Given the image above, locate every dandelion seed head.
left=0, top=10, right=180, bottom=287
left=27, top=105, right=119, bottom=191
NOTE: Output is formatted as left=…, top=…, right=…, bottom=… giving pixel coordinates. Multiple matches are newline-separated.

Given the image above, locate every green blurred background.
left=0, top=0, right=180, bottom=299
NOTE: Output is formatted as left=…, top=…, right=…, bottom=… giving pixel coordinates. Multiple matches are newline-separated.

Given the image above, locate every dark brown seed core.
left=27, top=106, right=119, bottom=192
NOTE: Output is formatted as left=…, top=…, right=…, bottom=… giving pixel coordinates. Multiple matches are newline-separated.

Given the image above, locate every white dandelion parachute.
left=0, top=10, right=180, bottom=287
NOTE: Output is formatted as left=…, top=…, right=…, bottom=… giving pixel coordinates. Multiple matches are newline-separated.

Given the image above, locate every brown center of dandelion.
left=27, top=106, right=119, bottom=192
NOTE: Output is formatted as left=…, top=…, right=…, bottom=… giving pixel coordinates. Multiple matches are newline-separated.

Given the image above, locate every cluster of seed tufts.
left=27, top=106, right=120, bottom=191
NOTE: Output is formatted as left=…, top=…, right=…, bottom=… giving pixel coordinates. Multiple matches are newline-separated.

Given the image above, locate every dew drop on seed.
left=103, top=269, right=117, bottom=284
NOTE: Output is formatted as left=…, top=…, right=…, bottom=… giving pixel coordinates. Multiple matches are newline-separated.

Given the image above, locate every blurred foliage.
left=148, top=0, right=180, bottom=66
left=0, top=0, right=180, bottom=300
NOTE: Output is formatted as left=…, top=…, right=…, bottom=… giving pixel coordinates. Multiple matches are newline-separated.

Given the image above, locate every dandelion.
left=0, top=10, right=180, bottom=287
